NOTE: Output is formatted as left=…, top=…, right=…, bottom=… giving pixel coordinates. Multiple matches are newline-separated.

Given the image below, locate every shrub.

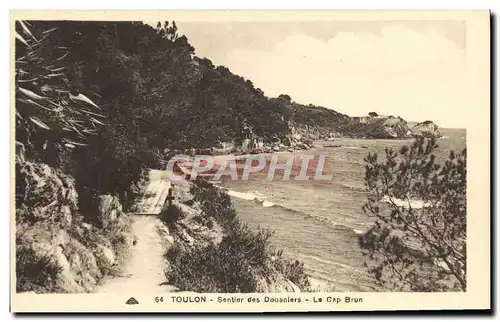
left=165, top=220, right=273, bottom=292
left=361, top=137, right=466, bottom=292
left=272, top=250, right=311, bottom=291
left=159, top=204, right=184, bottom=227
left=165, top=181, right=311, bottom=292
left=190, top=180, right=237, bottom=229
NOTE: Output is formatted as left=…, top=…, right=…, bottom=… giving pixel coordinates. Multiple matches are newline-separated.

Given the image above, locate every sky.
left=148, top=20, right=469, bottom=128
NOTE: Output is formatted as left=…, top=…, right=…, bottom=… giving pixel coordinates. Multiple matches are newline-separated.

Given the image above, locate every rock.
left=254, top=275, right=302, bottom=293
left=53, top=247, right=86, bottom=293
left=285, top=279, right=301, bottom=293
left=179, top=230, right=195, bottom=246
left=59, top=205, right=73, bottom=227
left=156, top=225, right=175, bottom=245
left=363, top=116, right=412, bottom=139
left=16, top=158, right=78, bottom=224
left=410, top=121, right=442, bottom=138
left=94, top=244, right=116, bottom=267
left=97, top=195, right=124, bottom=228
left=124, top=232, right=138, bottom=248
left=71, top=241, right=101, bottom=281
left=281, top=137, right=291, bottom=146
left=81, top=222, right=92, bottom=231
left=164, top=234, right=175, bottom=245
left=16, top=157, right=135, bottom=294
left=55, top=229, right=69, bottom=247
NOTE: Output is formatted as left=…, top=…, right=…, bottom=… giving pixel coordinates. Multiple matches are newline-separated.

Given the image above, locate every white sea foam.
left=381, top=195, right=431, bottom=209
left=225, top=189, right=267, bottom=201
left=223, top=188, right=276, bottom=208
left=262, top=200, right=275, bottom=208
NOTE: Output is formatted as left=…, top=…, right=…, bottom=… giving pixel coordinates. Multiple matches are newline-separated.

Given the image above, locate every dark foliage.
left=16, top=19, right=410, bottom=212
left=166, top=221, right=274, bottom=293
left=16, top=245, right=62, bottom=293
left=159, top=204, right=185, bottom=226
left=189, top=179, right=237, bottom=229
left=15, top=20, right=300, bottom=209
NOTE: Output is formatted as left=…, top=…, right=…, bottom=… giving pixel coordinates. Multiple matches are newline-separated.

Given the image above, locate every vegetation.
left=360, top=137, right=466, bottom=292
left=15, top=245, right=63, bottom=293
left=16, top=20, right=300, bottom=210
left=16, top=19, right=420, bottom=211
left=190, top=179, right=238, bottom=229
left=159, top=203, right=185, bottom=226
left=16, top=19, right=441, bottom=293
left=165, top=181, right=311, bottom=292
left=15, top=20, right=138, bottom=293
left=15, top=21, right=105, bottom=165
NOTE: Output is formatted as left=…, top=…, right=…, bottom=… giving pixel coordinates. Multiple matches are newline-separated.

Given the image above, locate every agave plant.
left=15, top=20, right=105, bottom=160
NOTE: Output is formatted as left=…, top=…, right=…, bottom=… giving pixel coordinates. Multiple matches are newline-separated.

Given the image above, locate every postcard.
left=10, top=10, right=490, bottom=313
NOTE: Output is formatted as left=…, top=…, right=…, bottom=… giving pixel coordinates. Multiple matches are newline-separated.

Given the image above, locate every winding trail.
left=94, top=170, right=177, bottom=294
left=94, top=214, right=176, bottom=293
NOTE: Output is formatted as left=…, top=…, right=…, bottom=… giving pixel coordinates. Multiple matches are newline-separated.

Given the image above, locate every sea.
left=218, top=128, right=466, bottom=291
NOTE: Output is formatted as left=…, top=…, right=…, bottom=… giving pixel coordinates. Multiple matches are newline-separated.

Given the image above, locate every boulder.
left=16, top=157, right=135, bottom=294
left=281, top=137, right=291, bottom=147
left=97, top=195, right=124, bottom=229
left=362, top=116, right=412, bottom=139
left=16, top=158, right=78, bottom=225
left=94, top=244, right=116, bottom=267
left=53, top=247, right=86, bottom=293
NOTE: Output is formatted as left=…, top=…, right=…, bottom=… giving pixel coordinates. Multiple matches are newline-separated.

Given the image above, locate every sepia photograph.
left=10, top=10, right=490, bottom=312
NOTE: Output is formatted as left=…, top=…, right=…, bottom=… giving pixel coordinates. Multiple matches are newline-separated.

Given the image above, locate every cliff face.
left=287, top=99, right=446, bottom=140
left=410, top=121, right=442, bottom=138
left=15, top=153, right=136, bottom=293
left=291, top=109, right=446, bottom=140
left=287, top=101, right=416, bottom=139
left=347, top=116, right=412, bottom=139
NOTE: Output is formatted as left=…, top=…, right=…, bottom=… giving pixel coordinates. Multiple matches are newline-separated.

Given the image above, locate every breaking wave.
left=221, top=187, right=368, bottom=235
left=380, top=195, right=431, bottom=209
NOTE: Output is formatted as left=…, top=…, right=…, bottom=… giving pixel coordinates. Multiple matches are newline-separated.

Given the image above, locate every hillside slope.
left=14, top=19, right=441, bottom=295
left=15, top=148, right=136, bottom=293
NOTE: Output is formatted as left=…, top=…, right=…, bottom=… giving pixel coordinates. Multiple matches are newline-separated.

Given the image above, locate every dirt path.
left=94, top=215, right=177, bottom=293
